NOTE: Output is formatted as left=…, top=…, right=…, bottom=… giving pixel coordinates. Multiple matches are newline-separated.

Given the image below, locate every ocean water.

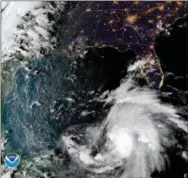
left=2, top=47, right=109, bottom=154
left=2, top=45, right=136, bottom=155
left=2, top=55, right=77, bottom=153
left=2, top=47, right=187, bottom=178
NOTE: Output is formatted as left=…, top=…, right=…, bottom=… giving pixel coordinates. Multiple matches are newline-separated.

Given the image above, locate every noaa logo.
left=4, top=153, right=20, bottom=168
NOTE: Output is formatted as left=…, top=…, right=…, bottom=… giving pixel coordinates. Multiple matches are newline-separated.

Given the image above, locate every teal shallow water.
left=2, top=55, right=76, bottom=154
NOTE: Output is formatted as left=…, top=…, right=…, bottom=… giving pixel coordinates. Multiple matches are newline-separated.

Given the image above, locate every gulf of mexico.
left=2, top=55, right=78, bottom=154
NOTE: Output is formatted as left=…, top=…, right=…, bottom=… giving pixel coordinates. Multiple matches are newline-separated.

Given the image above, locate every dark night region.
left=155, top=15, right=188, bottom=91
left=154, top=15, right=188, bottom=178
left=155, top=15, right=188, bottom=108
left=79, top=47, right=136, bottom=91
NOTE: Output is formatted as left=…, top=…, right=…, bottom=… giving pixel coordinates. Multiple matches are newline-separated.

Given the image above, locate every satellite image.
left=1, top=1, right=188, bottom=178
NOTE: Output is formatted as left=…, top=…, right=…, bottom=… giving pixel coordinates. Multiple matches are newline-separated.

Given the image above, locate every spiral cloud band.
left=62, top=69, right=188, bottom=178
